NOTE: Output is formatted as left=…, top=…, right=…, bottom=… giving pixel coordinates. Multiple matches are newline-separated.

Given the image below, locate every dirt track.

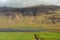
left=0, top=28, right=60, bottom=32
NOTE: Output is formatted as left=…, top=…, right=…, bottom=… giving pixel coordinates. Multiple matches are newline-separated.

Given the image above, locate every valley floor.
left=0, top=32, right=60, bottom=40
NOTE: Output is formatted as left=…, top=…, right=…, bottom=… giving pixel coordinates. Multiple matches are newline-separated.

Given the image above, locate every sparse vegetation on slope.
left=0, top=5, right=60, bottom=29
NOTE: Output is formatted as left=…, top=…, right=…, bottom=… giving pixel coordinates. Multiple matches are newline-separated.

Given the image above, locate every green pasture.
left=0, top=32, right=60, bottom=40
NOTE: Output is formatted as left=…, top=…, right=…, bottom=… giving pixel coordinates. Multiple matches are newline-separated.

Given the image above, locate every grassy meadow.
left=0, top=32, right=60, bottom=40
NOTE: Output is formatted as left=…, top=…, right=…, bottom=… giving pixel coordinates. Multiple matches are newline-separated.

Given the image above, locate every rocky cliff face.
left=0, top=5, right=60, bottom=16
left=0, top=5, right=60, bottom=22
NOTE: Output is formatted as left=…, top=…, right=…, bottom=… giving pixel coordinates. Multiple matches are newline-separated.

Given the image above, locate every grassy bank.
left=0, top=32, right=60, bottom=40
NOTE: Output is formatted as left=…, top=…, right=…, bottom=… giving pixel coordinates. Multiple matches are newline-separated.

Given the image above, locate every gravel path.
left=0, top=28, right=60, bottom=32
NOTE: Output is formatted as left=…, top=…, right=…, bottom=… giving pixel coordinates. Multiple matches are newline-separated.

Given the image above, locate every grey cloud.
left=0, top=0, right=60, bottom=7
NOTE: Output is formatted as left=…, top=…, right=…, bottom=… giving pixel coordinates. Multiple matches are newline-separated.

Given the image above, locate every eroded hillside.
left=0, top=5, right=60, bottom=29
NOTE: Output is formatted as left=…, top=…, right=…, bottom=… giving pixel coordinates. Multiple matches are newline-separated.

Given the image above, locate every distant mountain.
left=0, top=5, right=60, bottom=16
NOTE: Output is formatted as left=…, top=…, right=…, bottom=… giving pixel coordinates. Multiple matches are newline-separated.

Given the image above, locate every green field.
left=0, top=32, right=60, bottom=40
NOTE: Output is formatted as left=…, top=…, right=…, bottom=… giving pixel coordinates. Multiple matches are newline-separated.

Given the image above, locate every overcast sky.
left=0, top=0, right=60, bottom=7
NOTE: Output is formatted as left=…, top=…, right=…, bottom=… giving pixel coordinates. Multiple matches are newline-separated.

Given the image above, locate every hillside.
left=0, top=5, right=60, bottom=29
